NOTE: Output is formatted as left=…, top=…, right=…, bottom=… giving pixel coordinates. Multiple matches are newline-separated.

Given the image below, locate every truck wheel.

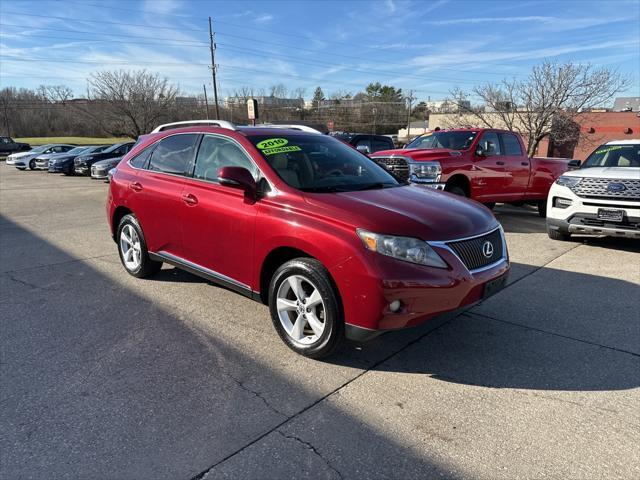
left=446, top=185, right=467, bottom=197
left=537, top=200, right=547, bottom=218
left=269, top=258, right=344, bottom=359
left=547, top=226, right=571, bottom=241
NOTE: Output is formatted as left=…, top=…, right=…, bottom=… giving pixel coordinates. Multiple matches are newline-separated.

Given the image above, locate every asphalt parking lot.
left=1, top=164, right=639, bottom=479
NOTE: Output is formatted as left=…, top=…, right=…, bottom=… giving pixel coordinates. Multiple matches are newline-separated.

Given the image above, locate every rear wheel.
left=117, top=214, right=162, bottom=278
left=269, top=258, right=343, bottom=358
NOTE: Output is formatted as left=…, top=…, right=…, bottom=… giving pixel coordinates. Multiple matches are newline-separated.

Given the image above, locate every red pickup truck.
left=371, top=128, right=569, bottom=216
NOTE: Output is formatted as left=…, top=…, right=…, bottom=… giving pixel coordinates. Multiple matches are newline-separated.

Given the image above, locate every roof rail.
left=252, top=124, right=322, bottom=134
left=151, top=120, right=236, bottom=133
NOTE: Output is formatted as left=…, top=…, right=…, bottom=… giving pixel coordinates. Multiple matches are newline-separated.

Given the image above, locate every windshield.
left=406, top=131, right=477, bottom=150
left=67, top=146, right=89, bottom=155
left=248, top=134, right=402, bottom=192
left=30, top=145, right=50, bottom=153
left=582, top=144, right=640, bottom=168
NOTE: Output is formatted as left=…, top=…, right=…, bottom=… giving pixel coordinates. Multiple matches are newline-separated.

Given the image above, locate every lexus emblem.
left=482, top=241, right=494, bottom=258
left=607, top=182, right=626, bottom=192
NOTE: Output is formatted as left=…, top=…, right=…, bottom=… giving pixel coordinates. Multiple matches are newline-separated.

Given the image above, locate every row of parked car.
left=5, top=141, right=135, bottom=180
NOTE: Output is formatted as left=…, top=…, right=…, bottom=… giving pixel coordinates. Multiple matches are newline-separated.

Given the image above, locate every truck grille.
left=373, top=156, right=409, bottom=181
left=570, top=178, right=640, bottom=201
left=446, top=228, right=504, bottom=271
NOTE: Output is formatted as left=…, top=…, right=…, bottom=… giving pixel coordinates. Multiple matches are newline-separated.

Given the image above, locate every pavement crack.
left=276, top=430, right=344, bottom=479
left=470, top=311, right=640, bottom=358
left=8, top=275, right=46, bottom=291
left=223, top=370, right=288, bottom=418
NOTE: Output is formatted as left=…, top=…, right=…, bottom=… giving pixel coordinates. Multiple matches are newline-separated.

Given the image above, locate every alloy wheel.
left=120, top=224, right=142, bottom=271
left=276, top=275, right=326, bottom=345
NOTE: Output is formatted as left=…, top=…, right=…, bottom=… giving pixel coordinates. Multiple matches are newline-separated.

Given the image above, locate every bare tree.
left=449, top=61, right=630, bottom=156
left=38, top=85, right=73, bottom=104
left=87, top=70, right=179, bottom=138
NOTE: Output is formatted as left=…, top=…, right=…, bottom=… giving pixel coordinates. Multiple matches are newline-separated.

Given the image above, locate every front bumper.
left=547, top=184, right=640, bottom=238
left=91, top=168, right=110, bottom=179
left=417, top=181, right=446, bottom=190
left=74, top=165, right=90, bottom=175
left=337, top=228, right=510, bottom=337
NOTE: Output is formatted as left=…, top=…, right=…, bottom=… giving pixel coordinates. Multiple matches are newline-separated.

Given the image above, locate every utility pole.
left=208, top=16, right=220, bottom=119
left=203, top=84, right=210, bottom=119
left=406, top=90, right=415, bottom=143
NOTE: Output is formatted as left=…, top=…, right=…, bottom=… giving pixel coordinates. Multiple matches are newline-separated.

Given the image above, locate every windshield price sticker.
left=256, top=138, right=302, bottom=155
left=595, top=146, right=623, bottom=155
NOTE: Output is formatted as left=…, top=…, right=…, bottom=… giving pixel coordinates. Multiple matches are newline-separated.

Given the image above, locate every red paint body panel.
left=374, top=128, right=569, bottom=202
left=107, top=126, right=509, bottom=333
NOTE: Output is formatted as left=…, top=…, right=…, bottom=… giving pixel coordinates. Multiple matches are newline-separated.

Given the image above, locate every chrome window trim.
left=428, top=225, right=508, bottom=275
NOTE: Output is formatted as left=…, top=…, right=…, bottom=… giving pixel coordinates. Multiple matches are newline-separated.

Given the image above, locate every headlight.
left=409, top=161, right=441, bottom=181
left=357, top=229, right=448, bottom=268
left=555, top=175, right=581, bottom=187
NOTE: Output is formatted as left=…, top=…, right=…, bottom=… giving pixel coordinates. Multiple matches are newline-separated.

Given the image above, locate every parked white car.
left=547, top=139, right=639, bottom=240
left=6, top=144, right=75, bottom=170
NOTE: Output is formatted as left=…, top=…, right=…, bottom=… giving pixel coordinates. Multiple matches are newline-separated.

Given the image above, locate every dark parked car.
left=330, top=133, right=396, bottom=155
left=74, top=142, right=134, bottom=175
left=91, top=156, right=123, bottom=180
left=48, top=146, right=109, bottom=174
left=0, top=136, right=31, bottom=157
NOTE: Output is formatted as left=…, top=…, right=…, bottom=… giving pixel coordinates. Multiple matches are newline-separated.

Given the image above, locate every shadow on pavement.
left=1, top=214, right=638, bottom=479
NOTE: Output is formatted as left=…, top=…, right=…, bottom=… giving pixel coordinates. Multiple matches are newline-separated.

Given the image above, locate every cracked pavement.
left=1, top=165, right=639, bottom=479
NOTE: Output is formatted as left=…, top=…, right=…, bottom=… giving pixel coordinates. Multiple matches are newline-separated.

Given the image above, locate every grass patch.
left=14, top=137, right=132, bottom=146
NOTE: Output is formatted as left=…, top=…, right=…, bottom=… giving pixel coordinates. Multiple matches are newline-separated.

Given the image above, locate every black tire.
left=537, top=200, right=547, bottom=218
left=268, top=258, right=344, bottom=359
left=116, top=214, right=162, bottom=278
left=29, top=159, right=36, bottom=170
left=483, top=202, right=496, bottom=210
left=445, top=185, right=467, bottom=197
left=65, top=165, right=74, bottom=176
left=547, top=225, right=571, bottom=241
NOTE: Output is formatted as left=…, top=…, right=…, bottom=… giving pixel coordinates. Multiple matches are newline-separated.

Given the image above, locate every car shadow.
left=2, top=215, right=638, bottom=479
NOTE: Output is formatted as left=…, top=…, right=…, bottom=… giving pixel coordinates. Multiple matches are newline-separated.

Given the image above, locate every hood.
left=564, top=166, right=640, bottom=180
left=93, top=157, right=122, bottom=167
left=372, top=148, right=464, bottom=162
left=36, top=152, right=63, bottom=160
left=9, top=151, right=32, bottom=159
left=303, top=185, right=497, bottom=241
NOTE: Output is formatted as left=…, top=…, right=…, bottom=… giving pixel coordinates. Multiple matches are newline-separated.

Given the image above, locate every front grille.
left=570, top=178, right=640, bottom=200
left=373, top=156, right=409, bottom=181
left=446, top=228, right=504, bottom=271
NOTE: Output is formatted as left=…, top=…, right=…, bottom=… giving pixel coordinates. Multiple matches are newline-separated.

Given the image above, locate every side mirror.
left=475, top=145, right=486, bottom=157
left=567, top=159, right=581, bottom=169
left=217, top=166, right=257, bottom=198
left=356, top=144, right=370, bottom=155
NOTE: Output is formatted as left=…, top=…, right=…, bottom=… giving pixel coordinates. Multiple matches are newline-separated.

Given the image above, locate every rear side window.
left=372, top=137, right=393, bottom=152
left=148, top=134, right=198, bottom=175
left=129, top=145, right=155, bottom=169
left=501, top=133, right=523, bottom=156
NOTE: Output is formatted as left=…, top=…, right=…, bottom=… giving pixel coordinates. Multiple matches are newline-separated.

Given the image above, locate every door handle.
left=130, top=181, right=143, bottom=192
left=496, top=161, right=505, bottom=166
left=182, top=193, right=198, bottom=206
left=521, top=162, right=529, bottom=166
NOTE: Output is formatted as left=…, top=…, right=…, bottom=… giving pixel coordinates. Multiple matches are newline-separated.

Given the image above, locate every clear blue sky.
left=1, top=0, right=639, bottom=103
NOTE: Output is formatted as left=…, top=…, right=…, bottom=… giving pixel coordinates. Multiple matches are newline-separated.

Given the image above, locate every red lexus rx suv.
left=107, top=121, right=509, bottom=358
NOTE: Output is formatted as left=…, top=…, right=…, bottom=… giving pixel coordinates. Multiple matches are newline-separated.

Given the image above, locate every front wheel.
left=29, top=159, right=36, bottom=170
left=537, top=200, right=547, bottom=218
left=117, top=214, right=162, bottom=278
left=547, top=226, right=571, bottom=241
left=269, top=258, right=344, bottom=359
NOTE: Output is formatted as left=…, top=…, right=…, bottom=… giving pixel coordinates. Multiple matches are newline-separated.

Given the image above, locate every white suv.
left=547, top=139, right=639, bottom=240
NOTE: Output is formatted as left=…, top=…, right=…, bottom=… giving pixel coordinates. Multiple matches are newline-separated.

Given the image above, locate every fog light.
left=553, top=197, right=572, bottom=208
left=389, top=300, right=402, bottom=312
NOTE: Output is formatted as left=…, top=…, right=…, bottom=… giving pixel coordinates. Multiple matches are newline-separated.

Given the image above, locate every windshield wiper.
left=353, top=182, right=401, bottom=191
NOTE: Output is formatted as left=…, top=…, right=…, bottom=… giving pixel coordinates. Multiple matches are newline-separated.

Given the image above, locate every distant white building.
left=398, top=120, right=429, bottom=143
left=613, top=97, right=640, bottom=112
left=425, top=99, right=470, bottom=113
